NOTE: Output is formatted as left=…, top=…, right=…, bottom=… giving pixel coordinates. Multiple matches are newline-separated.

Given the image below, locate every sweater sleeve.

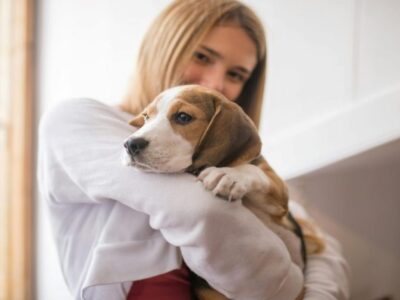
left=289, top=201, right=351, bottom=300
left=38, top=98, right=303, bottom=300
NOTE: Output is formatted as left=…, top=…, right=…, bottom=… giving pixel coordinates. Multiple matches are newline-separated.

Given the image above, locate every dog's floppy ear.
left=129, top=114, right=145, bottom=128
left=190, top=100, right=262, bottom=172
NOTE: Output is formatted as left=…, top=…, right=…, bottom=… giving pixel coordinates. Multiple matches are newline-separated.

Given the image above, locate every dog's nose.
left=124, top=138, right=149, bottom=156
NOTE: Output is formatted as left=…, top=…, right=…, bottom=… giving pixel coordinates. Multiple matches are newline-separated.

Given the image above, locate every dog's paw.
left=198, top=166, right=250, bottom=201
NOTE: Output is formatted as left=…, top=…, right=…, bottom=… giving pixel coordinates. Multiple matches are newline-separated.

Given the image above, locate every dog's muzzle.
left=124, top=137, right=149, bottom=157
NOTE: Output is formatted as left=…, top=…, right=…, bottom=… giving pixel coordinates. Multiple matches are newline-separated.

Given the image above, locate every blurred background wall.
left=35, top=1, right=400, bottom=299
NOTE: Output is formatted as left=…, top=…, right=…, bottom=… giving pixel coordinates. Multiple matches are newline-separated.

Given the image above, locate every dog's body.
left=122, top=85, right=323, bottom=300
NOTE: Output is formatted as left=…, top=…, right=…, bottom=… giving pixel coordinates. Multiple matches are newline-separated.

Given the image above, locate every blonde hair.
left=121, top=0, right=267, bottom=127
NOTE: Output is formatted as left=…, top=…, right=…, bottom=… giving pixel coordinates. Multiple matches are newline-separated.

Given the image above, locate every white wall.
left=259, top=0, right=400, bottom=179
left=36, top=0, right=400, bottom=299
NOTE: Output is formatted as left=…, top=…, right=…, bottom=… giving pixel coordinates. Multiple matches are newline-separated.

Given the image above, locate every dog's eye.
left=143, top=113, right=150, bottom=121
left=174, top=112, right=193, bottom=124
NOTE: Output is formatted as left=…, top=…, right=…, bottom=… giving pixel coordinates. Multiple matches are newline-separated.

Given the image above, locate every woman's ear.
left=190, top=100, right=262, bottom=171
left=129, top=115, right=145, bottom=128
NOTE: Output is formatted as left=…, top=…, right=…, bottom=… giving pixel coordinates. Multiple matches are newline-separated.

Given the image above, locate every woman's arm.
left=38, top=98, right=303, bottom=300
left=304, top=234, right=350, bottom=300
left=290, top=201, right=351, bottom=300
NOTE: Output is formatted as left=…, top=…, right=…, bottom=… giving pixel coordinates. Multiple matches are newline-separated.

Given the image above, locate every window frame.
left=0, top=0, right=35, bottom=299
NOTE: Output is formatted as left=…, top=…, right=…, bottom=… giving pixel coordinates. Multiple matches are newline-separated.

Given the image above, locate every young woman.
left=38, top=0, right=350, bottom=299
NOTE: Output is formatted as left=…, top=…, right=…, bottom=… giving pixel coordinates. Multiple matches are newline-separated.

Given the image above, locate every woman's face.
left=181, top=25, right=258, bottom=102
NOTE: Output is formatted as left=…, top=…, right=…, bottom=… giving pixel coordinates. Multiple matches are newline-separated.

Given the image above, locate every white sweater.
left=37, top=98, right=350, bottom=300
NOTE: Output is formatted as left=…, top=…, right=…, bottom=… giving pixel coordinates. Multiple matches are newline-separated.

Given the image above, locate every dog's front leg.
left=197, top=164, right=270, bottom=202
left=198, top=160, right=289, bottom=220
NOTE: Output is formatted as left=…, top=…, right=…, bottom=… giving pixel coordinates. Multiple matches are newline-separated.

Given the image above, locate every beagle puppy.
left=122, top=84, right=324, bottom=300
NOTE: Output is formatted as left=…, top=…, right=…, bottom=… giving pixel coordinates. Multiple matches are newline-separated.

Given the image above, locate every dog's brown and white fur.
left=122, top=85, right=324, bottom=300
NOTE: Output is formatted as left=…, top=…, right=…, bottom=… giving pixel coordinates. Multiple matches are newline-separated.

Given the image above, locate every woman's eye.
left=228, top=71, right=246, bottom=83
left=193, top=51, right=210, bottom=64
left=174, top=112, right=193, bottom=124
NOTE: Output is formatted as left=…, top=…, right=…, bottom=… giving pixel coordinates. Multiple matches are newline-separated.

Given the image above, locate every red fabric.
left=127, top=263, right=192, bottom=300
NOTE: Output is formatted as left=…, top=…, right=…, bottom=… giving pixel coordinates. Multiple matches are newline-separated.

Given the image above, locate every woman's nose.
left=198, top=69, right=224, bottom=94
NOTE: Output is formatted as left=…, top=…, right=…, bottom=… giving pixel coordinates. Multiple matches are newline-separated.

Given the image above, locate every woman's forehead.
left=200, top=25, right=258, bottom=71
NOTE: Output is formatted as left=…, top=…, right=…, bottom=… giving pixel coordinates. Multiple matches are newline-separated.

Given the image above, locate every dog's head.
left=122, top=85, right=261, bottom=173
